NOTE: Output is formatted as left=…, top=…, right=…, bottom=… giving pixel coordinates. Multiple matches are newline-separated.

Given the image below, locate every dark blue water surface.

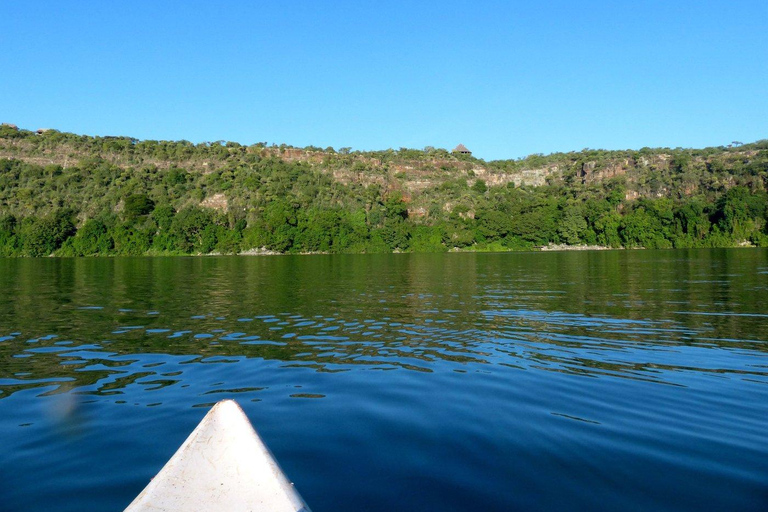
left=1, top=250, right=767, bottom=511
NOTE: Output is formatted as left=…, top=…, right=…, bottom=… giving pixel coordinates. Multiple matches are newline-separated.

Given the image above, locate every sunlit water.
left=1, top=250, right=767, bottom=511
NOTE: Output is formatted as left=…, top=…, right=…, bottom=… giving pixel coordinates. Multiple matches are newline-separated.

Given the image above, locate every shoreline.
left=9, top=243, right=760, bottom=258
left=539, top=244, right=616, bottom=252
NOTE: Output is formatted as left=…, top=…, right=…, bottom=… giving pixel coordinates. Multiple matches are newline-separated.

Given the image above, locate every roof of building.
left=453, top=144, right=471, bottom=153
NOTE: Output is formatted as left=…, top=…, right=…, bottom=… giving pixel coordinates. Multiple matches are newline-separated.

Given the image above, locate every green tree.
left=65, top=218, right=114, bottom=256
left=384, top=193, right=408, bottom=221
left=168, top=207, right=216, bottom=253
left=20, top=210, right=76, bottom=256
left=260, top=201, right=297, bottom=252
left=619, top=202, right=673, bottom=249
left=0, top=214, right=19, bottom=256
left=472, top=179, right=488, bottom=194
left=593, top=212, right=622, bottom=247
left=557, top=205, right=588, bottom=245
left=410, top=225, right=445, bottom=252
left=712, top=186, right=765, bottom=240
left=672, top=199, right=710, bottom=246
left=124, top=193, right=155, bottom=220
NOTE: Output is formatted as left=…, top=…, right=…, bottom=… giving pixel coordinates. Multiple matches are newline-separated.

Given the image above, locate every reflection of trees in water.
left=1, top=250, right=767, bottom=400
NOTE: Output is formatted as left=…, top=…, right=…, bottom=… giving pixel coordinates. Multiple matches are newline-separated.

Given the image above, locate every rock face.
left=0, top=127, right=763, bottom=209
left=541, top=244, right=614, bottom=251
left=580, top=160, right=630, bottom=184
left=580, top=161, right=597, bottom=183
left=200, top=193, right=228, bottom=212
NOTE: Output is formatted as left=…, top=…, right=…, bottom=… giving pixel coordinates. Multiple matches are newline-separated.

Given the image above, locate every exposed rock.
left=281, top=148, right=306, bottom=161
left=514, top=167, right=553, bottom=187
left=541, top=244, right=615, bottom=251
left=403, top=179, right=435, bottom=192
left=471, top=166, right=554, bottom=188
left=239, top=247, right=281, bottom=255
left=580, top=161, right=597, bottom=184
left=200, top=193, right=228, bottom=212
left=580, top=160, right=629, bottom=184
left=0, top=127, right=763, bottom=210
left=407, top=206, right=428, bottom=218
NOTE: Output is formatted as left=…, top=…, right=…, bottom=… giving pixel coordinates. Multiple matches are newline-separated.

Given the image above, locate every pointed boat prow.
left=125, top=399, right=310, bottom=511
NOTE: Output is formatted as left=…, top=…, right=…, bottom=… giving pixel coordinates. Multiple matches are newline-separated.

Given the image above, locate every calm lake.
left=1, top=250, right=767, bottom=511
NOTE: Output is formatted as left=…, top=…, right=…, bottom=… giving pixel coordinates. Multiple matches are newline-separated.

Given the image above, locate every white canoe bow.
left=125, top=399, right=310, bottom=511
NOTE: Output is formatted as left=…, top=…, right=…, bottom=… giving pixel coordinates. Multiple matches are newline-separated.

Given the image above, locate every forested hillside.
left=0, top=124, right=767, bottom=256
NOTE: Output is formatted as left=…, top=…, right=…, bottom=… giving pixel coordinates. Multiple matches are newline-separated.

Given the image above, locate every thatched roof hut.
left=453, top=144, right=471, bottom=155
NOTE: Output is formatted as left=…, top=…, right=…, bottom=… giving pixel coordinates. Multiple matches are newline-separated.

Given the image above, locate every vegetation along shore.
left=0, top=124, right=766, bottom=257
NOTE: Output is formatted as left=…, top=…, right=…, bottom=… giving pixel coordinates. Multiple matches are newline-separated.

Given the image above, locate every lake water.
left=1, top=250, right=767, bottom=511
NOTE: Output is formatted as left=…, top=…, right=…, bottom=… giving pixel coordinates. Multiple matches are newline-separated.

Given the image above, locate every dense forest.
left=0, top=124, right=767, bottom=256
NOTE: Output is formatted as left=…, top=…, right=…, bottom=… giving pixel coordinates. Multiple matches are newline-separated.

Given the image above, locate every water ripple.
left=2, top=252, right=768, bottom=511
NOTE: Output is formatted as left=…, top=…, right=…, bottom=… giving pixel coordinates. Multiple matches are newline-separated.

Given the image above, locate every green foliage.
left=124, top=193, right=155, bottom=220
left=112, top=223, right=153, bottom=255
left=1, top=129, right=767, bottom=256
left=475, top=208, right=512, bottom=241
left=61, top=218, right=114, bottom=256
left=410, top=226, right=446, bottom=253
left=558, top=205, right=588, bottom=245
left=712, top=186, right=767, bottom=240
left=593, top=212, right=622, bottom=247
left=384, top=193, right=408, bottom=221
left=0, top=214, right=19, bottom=256
left=472, top=179, right=488, bottom=194
left=19, top=209, right=76, bottom=256
left=168, top=207, right=216, bottom=253
left=509, top=199, right=559, bottom=245
left=620, top=201, right=674, bottom=249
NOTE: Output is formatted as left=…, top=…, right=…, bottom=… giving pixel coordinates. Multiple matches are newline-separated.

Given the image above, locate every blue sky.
left=1, top=1, right=766, bottom=160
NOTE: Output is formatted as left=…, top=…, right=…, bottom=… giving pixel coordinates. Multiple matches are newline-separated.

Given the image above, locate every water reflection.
left=1, top=250, right=767, bottom=402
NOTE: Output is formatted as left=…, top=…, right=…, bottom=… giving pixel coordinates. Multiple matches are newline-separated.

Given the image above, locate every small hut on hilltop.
left=453, top=144, right=471, bottom=155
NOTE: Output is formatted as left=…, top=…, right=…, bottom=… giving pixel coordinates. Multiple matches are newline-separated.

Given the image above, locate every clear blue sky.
left=1, top=1, right=766, bottom=160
